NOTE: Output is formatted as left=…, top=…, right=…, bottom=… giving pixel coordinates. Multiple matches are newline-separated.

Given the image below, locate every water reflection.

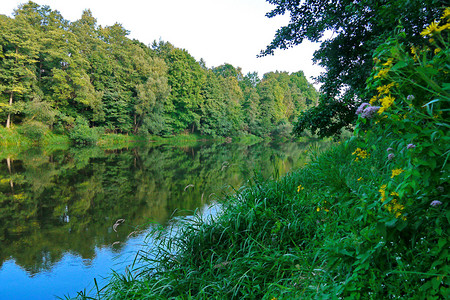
left=0, top=140, right=330, bottom=298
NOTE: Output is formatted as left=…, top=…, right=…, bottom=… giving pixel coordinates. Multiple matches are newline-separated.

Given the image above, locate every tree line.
left=0, top=1, right=318, bottom=141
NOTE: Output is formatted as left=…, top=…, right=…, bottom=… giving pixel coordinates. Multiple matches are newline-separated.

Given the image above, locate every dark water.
left=0, top=140, right=329, bottom=299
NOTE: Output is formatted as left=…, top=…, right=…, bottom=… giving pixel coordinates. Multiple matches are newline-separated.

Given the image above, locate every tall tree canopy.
left=262, top=0, right=443, bottom=137
left=0, top=1, right=319, bottom=140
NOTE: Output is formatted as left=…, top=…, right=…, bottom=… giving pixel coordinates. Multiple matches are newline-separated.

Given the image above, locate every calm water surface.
left=0, top=140, right=329, bottom=299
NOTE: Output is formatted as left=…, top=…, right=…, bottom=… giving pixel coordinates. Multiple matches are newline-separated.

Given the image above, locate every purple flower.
left=407, top=143, right=416, bottom=149
left=430, top=200, right=442, bottom=207
left=407, top=95, right=415, bottom=101
left=386, top=148, right=394, bottom=152
left=388, top=153, right=395, bottom=160
left=361, top=106, right=380, bottom=119
left=356, top=103, right=370, bottom=115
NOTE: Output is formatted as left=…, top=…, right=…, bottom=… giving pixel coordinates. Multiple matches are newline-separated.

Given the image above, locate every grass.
left=0, top=126, right=32, bottom=147
left=97, top=133, right=147, bottom=148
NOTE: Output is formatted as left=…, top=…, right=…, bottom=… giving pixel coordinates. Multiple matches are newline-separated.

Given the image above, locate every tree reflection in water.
left=0, top=140, right=330, bottom=276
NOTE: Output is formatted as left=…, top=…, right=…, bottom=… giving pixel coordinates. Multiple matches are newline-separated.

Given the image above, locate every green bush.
left=68, top=117, right=100, bottom=146
left=17, top=120, right=48, bottom=141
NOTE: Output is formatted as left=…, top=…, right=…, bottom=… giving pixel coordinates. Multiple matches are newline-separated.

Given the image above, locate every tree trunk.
left=6, top=91, right=13, bottom=128
left=6, top=157, right=14, bottom=194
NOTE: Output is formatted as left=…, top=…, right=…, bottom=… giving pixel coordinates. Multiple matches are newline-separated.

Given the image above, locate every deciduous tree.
left=263, top=0, right=442, bottom=137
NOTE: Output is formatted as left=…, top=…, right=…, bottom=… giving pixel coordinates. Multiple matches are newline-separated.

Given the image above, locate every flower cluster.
left=391, top=168, right=404, bottom=178
left=356, top=103, right=381, bottom=119
left=352, top=148, right=370, bottom=161
left=356, top=103, right=370, bottom=115
left=362, top=106, right=381, bottom=119
left=374, top=68, right=390, bottom=79
left=384, top=198, right=406, bottom=219
left=420, top=9, right=450, bottom=36
left=297, top=185, right=305, bottom=192
left=378, top=95, right=395, bottom=114
left=316, top=200, right=330, bottom=212
left=379, top=185, right=406, bottom=219
left=430, top=200, right=442, bottom=207
left=379, top=184, right=387, bottom=202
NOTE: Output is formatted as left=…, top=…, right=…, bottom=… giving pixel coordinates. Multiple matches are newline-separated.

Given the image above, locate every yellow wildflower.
left=352, top=148, right=369, bottom=161
left=391, top=168, right=404, bottom=178
left=379, top=184, right=387, bottom=202
left=374, top=68, right=390, bottom=79
left=411, top=46, right=419, bottom=62
left=357, top=177, right=363, bottom=181
left=316, top=207, right=320, bottom=212
left=436, top=23, right=450, bottom=32
left=377, top=83, right=395, bottom=95
left=369, top=95, right=378, bottom=105
left=382, top=58, right=394, bottom=67
left=434, top=48, right=441, bottom=55
left=378, top=95, right=395, bottom=114
left=385, top=204, right=393, bottom=212
left=442, top=7, right=450, bottom=19
left=297, top=185, right=305, bottom=192
left=393, top=203, right=404, bottom=212
left=421, top=21, right=440, bottom=36
left=390, top=192, right=399, bottom=197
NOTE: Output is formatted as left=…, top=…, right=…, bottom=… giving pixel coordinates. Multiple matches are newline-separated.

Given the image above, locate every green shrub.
left=68, top=117, right=100, bottom=146
left=17, top=120, right=48, bottom=141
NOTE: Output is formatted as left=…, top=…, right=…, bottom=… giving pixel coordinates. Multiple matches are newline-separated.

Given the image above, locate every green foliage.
left=342, top=12, right=449, bottom=298
left=264, top=0, right=443, bottom=137
left=0, top=125, right=32, bottom=147
left=17, top=119, right=48, bottom=140
left=68, top=117, right=100, bottom=146
left=163, top=47, right=206, bottom=133
left=1, top=2, right=318, bottom=140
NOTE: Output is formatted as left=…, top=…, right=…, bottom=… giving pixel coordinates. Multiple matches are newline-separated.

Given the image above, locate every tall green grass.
left=0, top=126, right=32, bottom=147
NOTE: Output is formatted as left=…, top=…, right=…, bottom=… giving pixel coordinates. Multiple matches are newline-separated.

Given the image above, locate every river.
left=0, top=140, right=330, bottom=299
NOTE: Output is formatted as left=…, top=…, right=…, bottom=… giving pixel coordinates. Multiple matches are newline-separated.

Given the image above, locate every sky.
left=0, top=0, right=324, bottom=87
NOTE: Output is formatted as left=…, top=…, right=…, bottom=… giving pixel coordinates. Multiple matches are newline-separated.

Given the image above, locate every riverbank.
left=0, top=125, right=266, bottom=151
left=76, top=129, right=447, bottom=299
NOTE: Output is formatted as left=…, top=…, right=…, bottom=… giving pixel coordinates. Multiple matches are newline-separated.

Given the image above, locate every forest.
left=0, top=1, right=318, bottom=144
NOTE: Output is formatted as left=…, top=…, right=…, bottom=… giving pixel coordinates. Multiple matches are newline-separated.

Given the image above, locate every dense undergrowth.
left=74, top=9, right=449, bottom=300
